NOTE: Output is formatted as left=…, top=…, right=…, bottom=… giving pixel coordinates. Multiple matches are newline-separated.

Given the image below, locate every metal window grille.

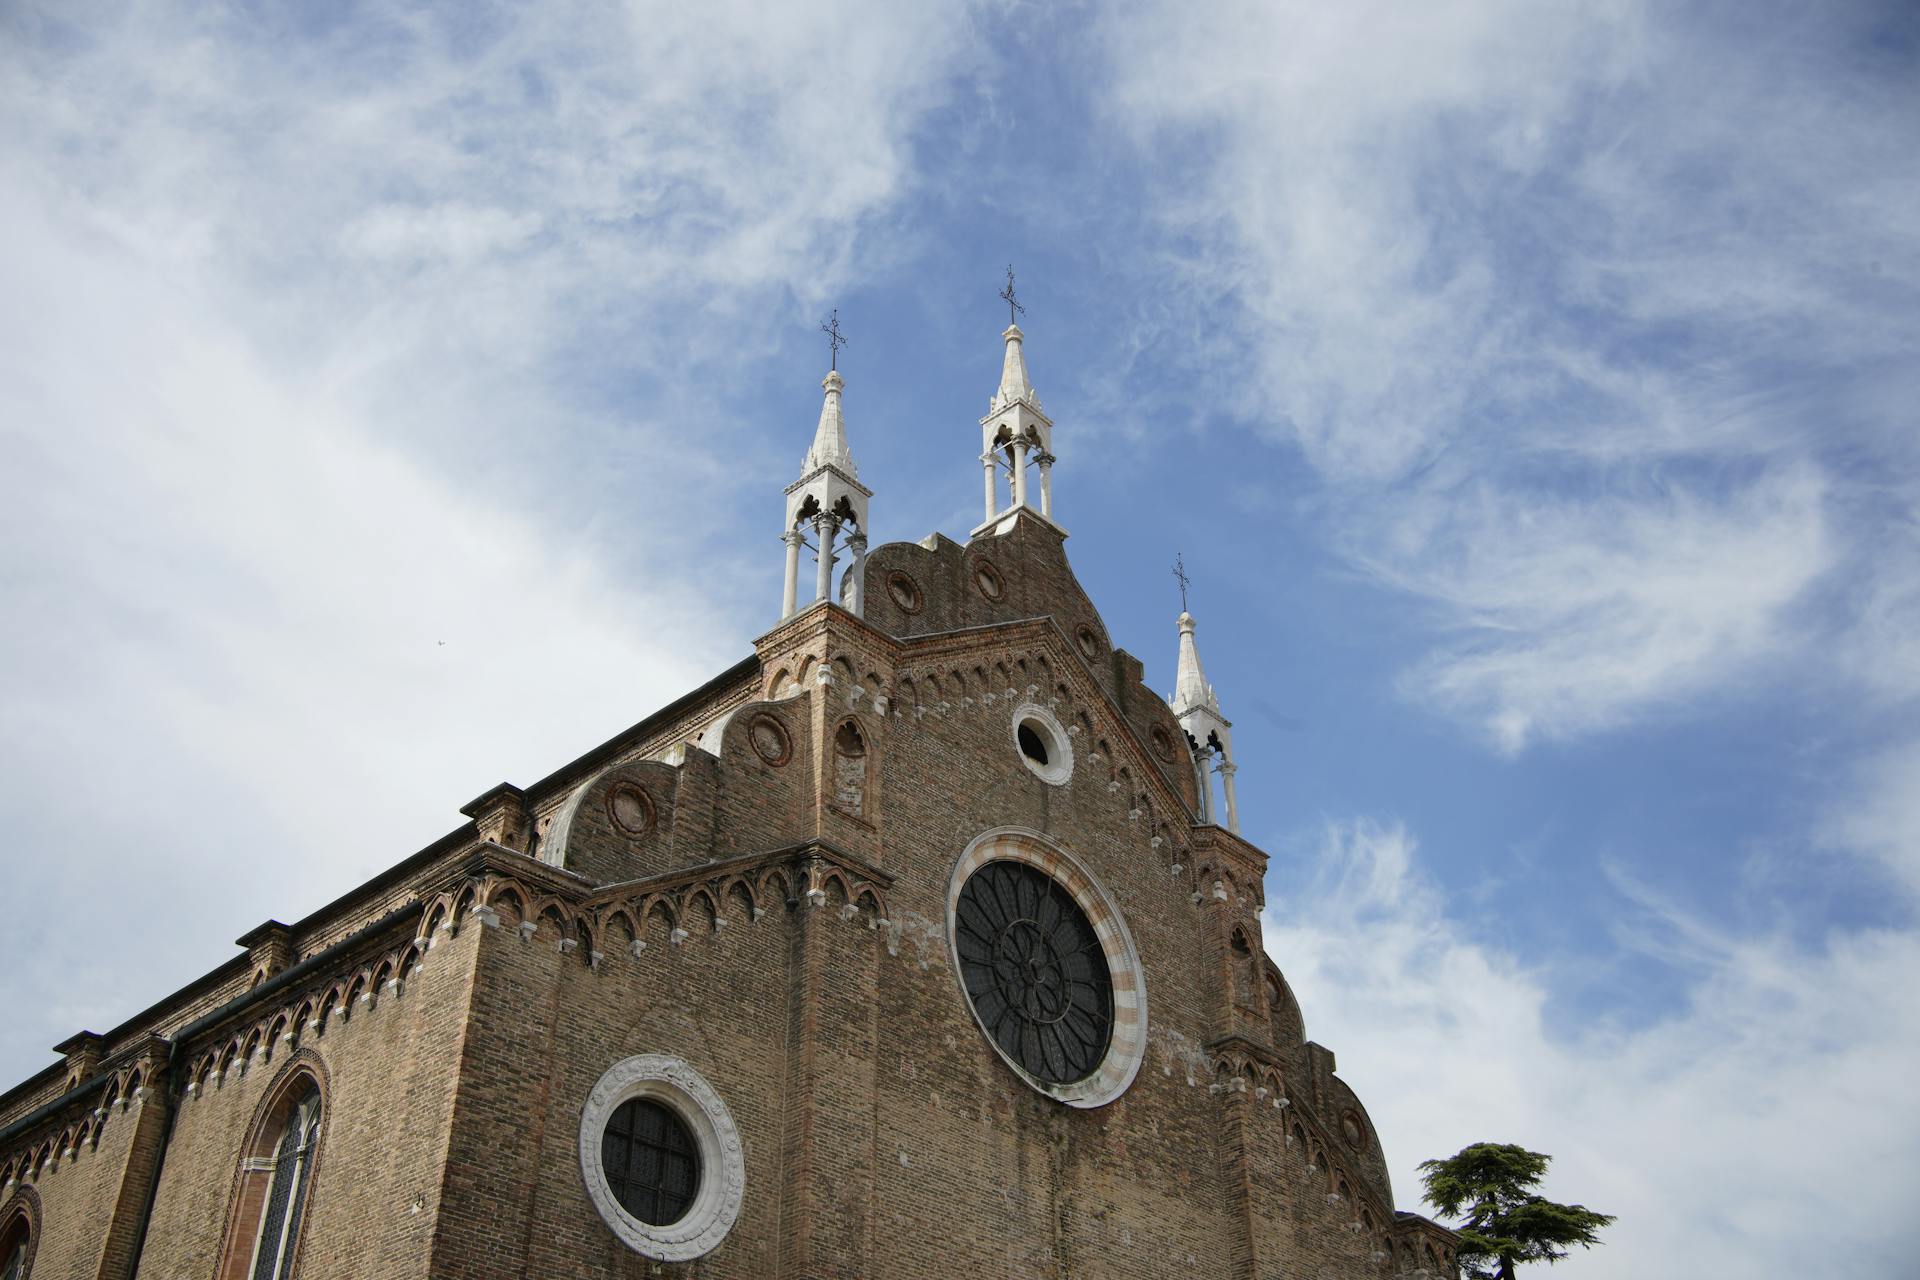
left=601, top=1098, right=700, bottom=1226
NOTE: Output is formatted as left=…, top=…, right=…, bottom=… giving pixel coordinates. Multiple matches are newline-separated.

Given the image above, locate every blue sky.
left=3, top=1, right=1917, bottom=1274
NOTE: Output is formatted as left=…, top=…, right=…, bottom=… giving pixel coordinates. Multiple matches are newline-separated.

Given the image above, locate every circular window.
left=955, top=861, right=1112, bottom=1085
left=580, top=1055, right=744, bottom=1261
left=946, top=830, right=1147, bottom=1108
left=1075, top=625, right=1102, bottom=660
left=607, top=784, right=655, bottom=838
left=885, top=571, right=923, bottom=614
left=747, top=713, right=791, bottom=766
left=973, top=560, right=1004, bottom=601
left=1010, top=703, right=1073, bottom=785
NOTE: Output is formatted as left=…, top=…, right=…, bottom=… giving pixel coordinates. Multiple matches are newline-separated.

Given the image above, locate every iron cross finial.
left=1173, top=552, right=1192, bottom=613
left=820, top=309, right=847, bottom=371
left=999, top=264, right=1025, bottom=326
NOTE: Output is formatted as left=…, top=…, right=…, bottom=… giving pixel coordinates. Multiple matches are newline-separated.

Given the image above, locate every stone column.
left=1195, top=746, right=1216, bottom=824
left=813, top=515, right=839, bottom=603
left=781, top=529, right=804, bottom=618
left=1013, top=438, right=1031, bottom=508
left=981, top=451, right=998, bottom=525
left=1219, top=760, right=1240, bottom=834
left=846, top=533, right=868, bottom=616
left=1037, top=451, right=1055, bottom=518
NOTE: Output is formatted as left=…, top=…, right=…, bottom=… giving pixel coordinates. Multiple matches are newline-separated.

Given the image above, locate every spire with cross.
left=780, top=309, right=871, bottom=622
left=1167, top=549, right=1240, bottom=832
left=820, top=309, right=847, bottom=371
left=974, top=260, right=1056, bottom=536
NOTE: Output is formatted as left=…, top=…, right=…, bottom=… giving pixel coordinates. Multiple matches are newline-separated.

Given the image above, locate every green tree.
left=1417, top=1143, right=1614, bottom=1279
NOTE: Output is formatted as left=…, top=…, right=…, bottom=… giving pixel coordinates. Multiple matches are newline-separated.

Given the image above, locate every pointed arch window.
left=0, top=1214, right=29, bottom=1280
left=219, top=1075, right=323, bottom=1280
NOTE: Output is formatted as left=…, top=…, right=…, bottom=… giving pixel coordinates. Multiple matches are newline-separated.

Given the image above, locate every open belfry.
left=0, top=295, right=1462, bottom=1279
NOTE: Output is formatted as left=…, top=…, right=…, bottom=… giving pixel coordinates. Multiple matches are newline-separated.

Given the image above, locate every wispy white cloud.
left=1825, top=738, right=1920, bottom=902
left=1374, top=464, right=1830, bottom=751
left=1266, top=817, right=1920, bottom=1279
left=1095, top=0, right=1920, bottom=749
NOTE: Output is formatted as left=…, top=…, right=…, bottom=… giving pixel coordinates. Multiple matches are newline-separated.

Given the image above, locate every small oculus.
left=1010, top=702, right=1073, bottom=785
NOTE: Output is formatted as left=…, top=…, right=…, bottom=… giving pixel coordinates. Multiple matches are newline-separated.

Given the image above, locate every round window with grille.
left=580, top=1055, right=743, bottom=1260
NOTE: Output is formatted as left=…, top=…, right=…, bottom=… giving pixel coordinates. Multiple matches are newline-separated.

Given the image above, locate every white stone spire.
left=994, top=323, right=1037, bottom=411
left=1171, top=612, right=1221, bottom=720
left=802, top=368, right=858, bottom=477
left=1167, top=610, right=1240, bottom=833
left=781, top=363, right=871, bottom=622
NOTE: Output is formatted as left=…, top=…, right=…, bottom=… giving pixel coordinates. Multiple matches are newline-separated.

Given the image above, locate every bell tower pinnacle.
left=1167, top=555, right=1240, bottom=833
left=973, top=266, right=1060, bottom=539
left=781, top=311, right=872, bottom=620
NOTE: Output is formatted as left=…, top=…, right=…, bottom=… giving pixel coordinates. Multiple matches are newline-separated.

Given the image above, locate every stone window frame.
left=580, top=1054, right=745, bottom=1262
left=214, top=1052, right=329, bottom=1280
left=945, top=828, right=1148, bottom=1109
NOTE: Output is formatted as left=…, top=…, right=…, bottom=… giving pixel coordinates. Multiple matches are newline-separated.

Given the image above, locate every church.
left=0, top=308, right=1462, bottom=1279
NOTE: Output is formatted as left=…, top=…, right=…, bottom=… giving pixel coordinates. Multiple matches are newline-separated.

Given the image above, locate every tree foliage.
left=1418, top=1143, right=1614, bottom=1280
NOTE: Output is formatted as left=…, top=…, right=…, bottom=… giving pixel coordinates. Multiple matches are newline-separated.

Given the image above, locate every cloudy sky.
left=3, top=1, right=1916, bottom=1273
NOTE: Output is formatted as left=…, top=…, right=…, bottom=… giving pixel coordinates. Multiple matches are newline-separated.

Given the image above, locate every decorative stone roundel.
left=973, top=559, right=1004, bottom=601
left=1150, top=724, right=1176, bottom=762
left=1341, top=1109, right=1368, bottom=1151
left=747, top=713, right=791, bottom=767
left=946, top=829, right=1147, bottom=1108
left=1075, top=624, right=1102, bottom=661
left=885, top=570, right=923, bottom=614
left=606, top=784, right=656, bottom=838
left=580, top=1055, right=744, bottom=1261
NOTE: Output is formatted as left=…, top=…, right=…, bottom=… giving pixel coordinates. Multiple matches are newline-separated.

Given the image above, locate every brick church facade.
left=0, top=318, right=1461, bottom=1279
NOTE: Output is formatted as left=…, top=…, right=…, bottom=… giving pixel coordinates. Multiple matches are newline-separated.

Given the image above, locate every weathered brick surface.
left=1, top=509, right=1459, bottom=1279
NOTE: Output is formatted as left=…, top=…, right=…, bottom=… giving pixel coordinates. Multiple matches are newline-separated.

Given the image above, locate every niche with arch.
left=830, top=719, right=871, bottom=820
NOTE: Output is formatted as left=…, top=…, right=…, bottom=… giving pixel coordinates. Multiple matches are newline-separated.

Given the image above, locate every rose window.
left=954, top=860, right=1113, bottom=1085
